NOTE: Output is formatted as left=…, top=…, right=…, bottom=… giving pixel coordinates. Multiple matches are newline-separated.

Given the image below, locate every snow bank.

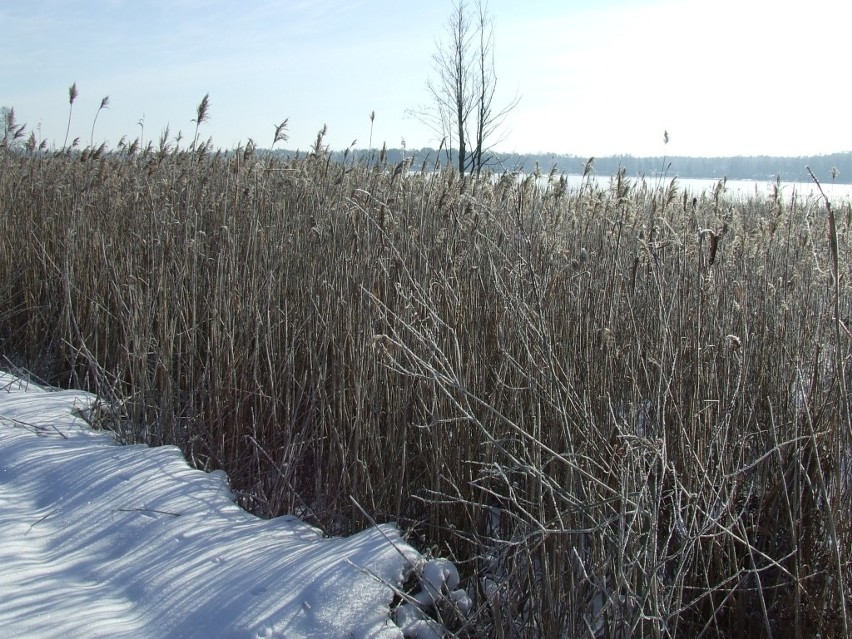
left=0, top=372, right=424, bottom=638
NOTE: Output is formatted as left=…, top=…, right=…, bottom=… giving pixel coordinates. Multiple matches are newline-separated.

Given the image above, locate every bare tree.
left=415, top=0, right=518, bottom=175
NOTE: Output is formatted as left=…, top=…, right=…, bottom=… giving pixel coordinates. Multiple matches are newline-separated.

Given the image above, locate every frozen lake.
left=559, top=173, right=852, bottom=202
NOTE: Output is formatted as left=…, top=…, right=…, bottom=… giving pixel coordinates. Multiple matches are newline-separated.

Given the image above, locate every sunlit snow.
left=0, top=371, right=450, bottom=638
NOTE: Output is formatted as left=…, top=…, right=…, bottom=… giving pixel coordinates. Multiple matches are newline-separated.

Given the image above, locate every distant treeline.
left=532, top=152, right=852, bottom=185
left=271, top=147, right=852, bottom=184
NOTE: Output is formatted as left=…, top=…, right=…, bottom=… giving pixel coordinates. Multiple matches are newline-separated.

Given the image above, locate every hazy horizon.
left=3, top=0, right=850, bottom=158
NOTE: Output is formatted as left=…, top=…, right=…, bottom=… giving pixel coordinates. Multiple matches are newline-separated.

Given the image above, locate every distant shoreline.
left=274, top=147, right=852, bottom=185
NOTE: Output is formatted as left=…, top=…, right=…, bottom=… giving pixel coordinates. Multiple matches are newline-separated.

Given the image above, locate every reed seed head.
left=193, top=93, right=210, bottom=125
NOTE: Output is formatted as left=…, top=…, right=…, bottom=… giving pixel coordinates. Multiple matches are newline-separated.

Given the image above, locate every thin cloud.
left=2, top=0, right=850, bottom=156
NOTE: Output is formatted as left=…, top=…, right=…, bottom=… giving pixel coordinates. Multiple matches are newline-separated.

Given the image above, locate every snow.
left=0, top=370, right=451, bottom=639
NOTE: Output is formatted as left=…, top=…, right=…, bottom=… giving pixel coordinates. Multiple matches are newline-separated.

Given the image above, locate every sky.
left=0, top=369, right=460, bottom=638
left=1, top=0, right=850, bottom=158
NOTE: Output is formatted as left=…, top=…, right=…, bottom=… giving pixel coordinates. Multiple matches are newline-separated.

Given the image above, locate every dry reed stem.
left=0, top=147, right=848, bottom=637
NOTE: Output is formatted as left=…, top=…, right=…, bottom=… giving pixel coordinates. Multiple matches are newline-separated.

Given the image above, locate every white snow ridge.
left=0, top=370, right=459, bottom=639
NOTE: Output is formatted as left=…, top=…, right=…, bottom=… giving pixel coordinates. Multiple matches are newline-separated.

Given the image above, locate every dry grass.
left=1, top=134, right=850, bottom=637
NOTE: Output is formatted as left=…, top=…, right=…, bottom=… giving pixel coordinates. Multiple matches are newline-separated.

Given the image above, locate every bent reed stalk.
left=0, top=139, right=850, bottom=637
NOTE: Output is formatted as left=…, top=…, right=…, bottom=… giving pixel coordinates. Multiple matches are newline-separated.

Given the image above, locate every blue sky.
left=2, top=0, right=850, bottom=157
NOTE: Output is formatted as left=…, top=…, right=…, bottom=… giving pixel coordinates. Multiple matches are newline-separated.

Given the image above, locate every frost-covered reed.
left=1, top=120, right=850, bottom=637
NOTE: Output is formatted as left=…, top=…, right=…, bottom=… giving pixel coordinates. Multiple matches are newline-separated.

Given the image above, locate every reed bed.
left=1, top=139, right=850, bottom=637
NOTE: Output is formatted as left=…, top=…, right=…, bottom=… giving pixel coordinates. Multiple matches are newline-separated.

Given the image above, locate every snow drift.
left=0, top=371, right=434, bottom=638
